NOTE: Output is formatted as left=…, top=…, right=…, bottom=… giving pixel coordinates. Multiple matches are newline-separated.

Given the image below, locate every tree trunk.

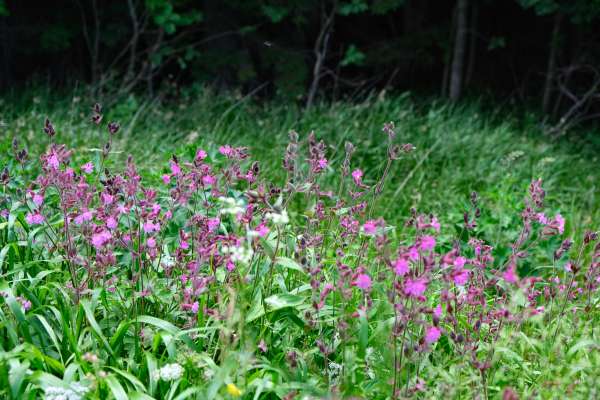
left=465, top=1, right=478, bottom=86
left=305, top=1, right=336, bottom=110
left=449, top=0, right=468, bottom=101
left=0, top=16, right=12, bottom=90
left=542, top=12, right=562, bottom=114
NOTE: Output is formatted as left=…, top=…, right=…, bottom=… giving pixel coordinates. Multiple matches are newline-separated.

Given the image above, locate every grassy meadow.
left=0, top=88, right=599, bottom=399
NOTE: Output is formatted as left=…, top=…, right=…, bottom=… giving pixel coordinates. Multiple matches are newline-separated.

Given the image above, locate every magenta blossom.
left=452, top=268, right=470, bottom=286
left=431, top=216, right=441, bottom=232
left=47, top=154, right=59, bottom=170
left=25, top=212, right=44, bottom=225
left=202, top=175, right=216, bottom=185
left=351, top=169, right=363, bottom=185
left=353, top=273, right=372, bottom=290
left=454, top=256, right=466, bottom=268
left=362, top=220, right=378, bottom=235
left=170, top=161, right=181, bottom=175
left=317, top=158, right=328, bottom=169
left=394, top=258, right=410, bottom=276
left=255, top=223, right=270, bottom=237
left=143, top=221, right=160, bottom=233
left=75, top=210, right=93, bottom=225
left=207, top=217, right=220, bottom=232
left=419, top=235, right=436, bottom=251
left=219, top=145, right=233, bottom=156
left=91, top=230, right=111, bottom=249
left=106, top=217, right=118, bottom=229
left=81, top=162, right=94, bottom=174
left=405, top=278, right=428, bottom=298
left=162, top=174, right=171, bottom=184
left=195, top=149, right=207, bottom=160
left=555, top=214, right=565, bottom=234
left=32, top=193, right=44, bottom=207
left=503, top=264, right=519, bottom=284
left=425, top=326, right=441, bottom=344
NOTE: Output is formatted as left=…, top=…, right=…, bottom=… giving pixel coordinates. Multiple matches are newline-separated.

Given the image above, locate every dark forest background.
left=2, top=0, right=600, bottom=130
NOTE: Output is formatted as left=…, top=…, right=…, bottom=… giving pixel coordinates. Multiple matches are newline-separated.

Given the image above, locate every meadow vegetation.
left=0, top=89, right=599, bottom=399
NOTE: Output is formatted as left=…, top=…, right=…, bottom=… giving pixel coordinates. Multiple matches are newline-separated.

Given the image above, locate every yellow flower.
left=226, top=383, right=242, bottom=397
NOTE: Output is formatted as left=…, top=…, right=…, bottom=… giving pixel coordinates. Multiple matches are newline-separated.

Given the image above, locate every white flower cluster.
left=222, top=244, right=254, bottom=265
left=153, top=363, right=185, bottom=381
left=44, top=382, right=89, bottom=400
left=218, top=197, right=245, bottom=215
left=328, top=362, right=343, bottom=384
left=266, top=209, right=289, bottom=225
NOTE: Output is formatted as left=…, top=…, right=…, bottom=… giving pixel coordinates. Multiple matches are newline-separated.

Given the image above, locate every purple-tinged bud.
left=108, top=121, right=120, bottom=135
left=44, top=118, right=56, bottom=137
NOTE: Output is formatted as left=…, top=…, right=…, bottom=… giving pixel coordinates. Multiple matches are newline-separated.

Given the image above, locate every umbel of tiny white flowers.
left=153, top=363, right=185, bottom=381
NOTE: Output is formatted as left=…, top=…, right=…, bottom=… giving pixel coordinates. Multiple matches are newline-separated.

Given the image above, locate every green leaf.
left=105, top=374, right=129, bottom=400
left=81, top=300, right=116, bottom=360
left=339, top=0, right=368, bottom=15
left=264, top=293, right=305, bottom=310
left=341, top=45, right=366, bottom=67
left=567, top=339, right=598, bottom=357
left=275, top=257, right=305, bottom=274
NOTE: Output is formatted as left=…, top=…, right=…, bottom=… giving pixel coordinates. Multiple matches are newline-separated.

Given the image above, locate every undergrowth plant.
left=0, top=104, right=598, bottom=399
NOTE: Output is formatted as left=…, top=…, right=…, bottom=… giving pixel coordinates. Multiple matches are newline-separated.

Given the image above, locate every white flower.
left=156, top=363, right=184, bottom=381
left=44, top=382, right=89, bottom=400
left=328, top=362, right=343, bottom=384
left=222, top=245, right=254, bottom=265
left=266, top=210, right=289, bottom=225
left=218, top=197, right=245, bottom=215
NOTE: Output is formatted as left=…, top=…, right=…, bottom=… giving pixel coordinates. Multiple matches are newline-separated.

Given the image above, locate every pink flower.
left=91, top=230, right=111, bottom=249
left=317, top=158, right=328, bottom=169
left=226, top=260, right=235, bottom=271
left=431, top=216, right=441, bottom=232
left=419, top=235, right=436, bottom=251
left=81, top=162, right=94, bottom=174
left=143, top=220, right=160, bottom=233
left=454, top=256, right=466, bottom=268
left=202, top=175, right=216, bottom=185
left=47, top=154, right=59, bottom=169
left=74, top=210, right=93, bottom=225
left=147, top=237, right=156, bottom=248
left=25, top=212, right=44, bottom=225
left=363, top=220, right=378, bottom=235
left=191, top=301, right=199, bottom=314
left=32, top=193, right=44, bottom=207
left=352, top=169, right=363, bottom=185
left=219, top=145, right=233, bottom=156
left=207, top=217, right=220, bottom=232
left=537, top=213, right=548, bottom=225
left=503, top=264, right=519, bottom=284
left=434, top=304, right=442, bottom=318
left=405, top=278, right=428, bottom=298
left=180, top=240, right=189, bottom=250
left=256, top=223, right=270, bottom=237
left=555, top=214, right=565, bottom=234
left=394, top=258, right=410, bottom=276
left=170, top=161, right=181, bottom=175
left=353, top=273, right=372, bottom=290
left=106, top=217, right=118, bottom=229
left=452, top=268, right=470, bottom=286
left=162, top=174, right=171, bottom=184
left=408, top=247, right=419, bottom=261
left=101, top=192, right=114, bottom=205
left=195, top=149, right=207, bottom=160
left=425, top=326, right=441, bottom=344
